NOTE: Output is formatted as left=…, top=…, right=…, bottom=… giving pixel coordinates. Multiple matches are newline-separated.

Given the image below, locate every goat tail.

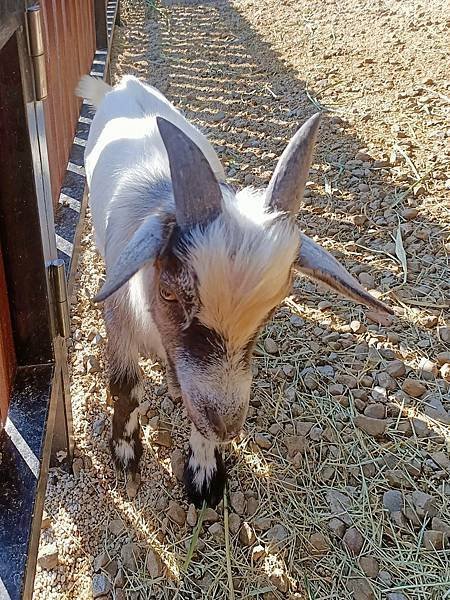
left=75, top=75, right=112, bottom=109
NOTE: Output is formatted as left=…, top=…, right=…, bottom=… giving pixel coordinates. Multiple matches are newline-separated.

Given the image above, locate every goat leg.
left=183, top=424, right=226, bottom=508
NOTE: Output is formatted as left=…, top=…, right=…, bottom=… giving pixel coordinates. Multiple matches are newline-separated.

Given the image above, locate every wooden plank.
left=0, top=241, right=15, bottom=425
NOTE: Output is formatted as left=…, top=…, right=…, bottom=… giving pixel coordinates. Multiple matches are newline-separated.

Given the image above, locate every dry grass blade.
left=223, top=488, right=236, bottom=600
left=182, top=502, right=206, bottom=573
left=395, top=222, right=408, bottom=284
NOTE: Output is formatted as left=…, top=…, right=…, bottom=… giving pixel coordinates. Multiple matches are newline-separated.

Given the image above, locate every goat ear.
left=157, top=117, right=222, bottom=230
left=94, top=215, right=170, bottom=302
left=296, top=234, right=394, bottom=315
left=267, top=112, right=322, bottom=214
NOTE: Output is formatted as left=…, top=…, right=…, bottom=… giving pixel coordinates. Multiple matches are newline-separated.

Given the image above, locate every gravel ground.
left=35, top=1, right=449, bottom=598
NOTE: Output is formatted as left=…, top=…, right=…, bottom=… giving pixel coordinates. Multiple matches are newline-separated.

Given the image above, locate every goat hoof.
left=183, top=448, right=226, bottom=508
left=110, top=431, right=143, bottom=475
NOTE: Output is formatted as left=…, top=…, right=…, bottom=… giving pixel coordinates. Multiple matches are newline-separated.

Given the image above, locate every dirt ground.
left=35, top=0, right=449, bottom=598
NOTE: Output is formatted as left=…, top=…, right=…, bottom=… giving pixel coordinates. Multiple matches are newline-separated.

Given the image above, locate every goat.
left=76, top=74, right=392, bottom=507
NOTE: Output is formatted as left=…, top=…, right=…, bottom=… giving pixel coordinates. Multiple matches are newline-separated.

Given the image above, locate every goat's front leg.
left=183, top=425, right=226, bottom=508
left=105, top=303, right=143, bottom=477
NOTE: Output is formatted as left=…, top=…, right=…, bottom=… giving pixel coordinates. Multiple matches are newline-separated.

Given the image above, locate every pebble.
left=187, top=504, right=197, bottom=527
left=402, top=378, right=426, bottom=397
left=429, top=451, right=450, bottom=470
left=37, top=544, right=58, bottom=569
left=441, top=364, right=450, bottom=381
left=329, top=383, right=345, bottom=396
left=209, top=522, right=225, bottom=543
left=423, top=530, right=446, bottom=550
left=363, top=403, right=386, bottom=419
left=228, top=513, right=241, bottom=535
left=431, top=517, right=450, bottom=536
left=343, top=527, right=364, bottom=555
left=41, top=511, right=52, bottom=530
left=346, top=577, right=374, bottom=599
left=358, top=272, right=375, bottom=288
left=94, top=551, right=109, bottom=572
left=309, top=532, right=330, bottom=554
left=386, top=360, right=406, bottom=378
left=85, top=355, right=101, bottom=374
left=251, top=545, right=265, bottom=561
left=170, top=449, right=185, bottom=481
left=383, top=490, right=403, bottom=513
left=153, top=430, right=172, bottom=448
left=410, top=491, right=438, bottom=518
left=328, top=517, right=347, bottom=538
left=436, top=351, right=450, bottom=366
left=266, top=524, right=289, bottom=548
left=401, top=207, right=419, bottom=220
left=284, top=435, right=308, bottom=457
left=167, top=501, right=186, bottom=525
left=126, top=473, right=140, bottom=500
left=385, top=470, right=413, bottom=489
left=418, top=357, right=438, bottom=380
left=438, top=326, right=450, bottom=343
left=326, top=490, right=352, bottom=525
left=120, top=543, right=141, bottom=570
left=254, top=517, right=272, bottom=531
left=377, top=372, right=397, bottom=391
left=230, top=491, right=246, bottom=515
left=92, top=574, right=111, bottom=598
left=239, top=522, right=256, bottom=546
left=359, top=555, right=379, bottom=578
left=269, top=570, right=289, bottom=593
left=247, top=496, right=259, bottom=516
left=264, top=337, right=279, bottom=354
left=161, top=396, right=174, bottom=413
left=204, top=508, right=219, bottom=523
left=354, top=415, right=387, bottom=437
left=387, top=594, right=407, bottom=600
left=254, top=433, right=272, bottom=449
left=146, top=549, right=163, bottom=577
left=423, top=395, right=450, bottom=423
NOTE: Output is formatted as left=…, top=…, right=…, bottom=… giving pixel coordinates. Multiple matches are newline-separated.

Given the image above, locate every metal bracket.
left=26, top=4, right=48, bottom=100
left=49, top=260, right=70, bottom=339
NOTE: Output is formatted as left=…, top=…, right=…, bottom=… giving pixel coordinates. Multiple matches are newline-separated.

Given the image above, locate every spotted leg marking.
left=183, top=425, right=226, bottom=508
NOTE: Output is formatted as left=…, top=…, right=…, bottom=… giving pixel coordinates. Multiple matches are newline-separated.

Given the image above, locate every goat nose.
left=206, top=407, right=228, bottom=441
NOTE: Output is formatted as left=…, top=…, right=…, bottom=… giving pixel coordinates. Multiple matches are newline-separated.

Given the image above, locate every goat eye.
left=159, top=286, right=177, bottom=302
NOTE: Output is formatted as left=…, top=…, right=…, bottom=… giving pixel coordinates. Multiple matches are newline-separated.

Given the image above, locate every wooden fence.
left=40, top=0, right=96, bottom=205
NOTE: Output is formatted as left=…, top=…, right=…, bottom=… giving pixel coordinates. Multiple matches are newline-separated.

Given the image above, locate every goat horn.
left=267, top=112, right=322, bottom=214
left=157, top=117, right=222, bottom=230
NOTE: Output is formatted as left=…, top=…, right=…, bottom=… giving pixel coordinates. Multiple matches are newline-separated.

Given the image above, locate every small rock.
left=247, top=496, right=259, bottom=516
left=423, top=530, right=446, bottom=550
left=254, top=433, right=272, bottom=449
left=284, top=435, right=308, bottom=457
left=337, top=374, right=358, bottom=388
left=377, top=372, right=397, bottom=391
left=239, top=522, right=256, bottom=546
left=167, top=501, right=186, bottom=525
left=343, top=527, right=364, bottom=556
left=170, top=449, right=185, bottom=481
left=383, top=490, right=403, bottom=513
left=93, top=416, right=106, bottom=435
left=41, top=511, right=52, bottom=530
left=146, top=549, right=163, bottom=578
left=387, top=594, right=407, bottom=600
left=441, top=364, right=450, bottom=381
left=359, top=555, right=379, bottom=578
left=269, top=569, right=289, bottom=593
left=350, top=320, right=366, bottom=333
left=423, top=395, right=450, bottom=424
left=385, top=470, right=413, bottom=489
left=266, top=524, right=289, bottom=548
left=346, top=577, right=374, bottom=599
left=326, top=490, right=352, bottom=525
left=309, top=425, right=323, bottom=441
left=114, top=568, right=125, bottom=589
left=438, top=327, right=450, bottom=343
left=354, top=415, right=387, bottom=437
left=115, top=589, right=126, bottom=600
left=402, top=378, right=426, bottom=397
left=358, top=272, right=375, bottom=288
left=431, top=517, right=450, bottom=536
left=109, top=518, right=125, bottom=537
left=290, top=315, right=305, bottom=327
left=230, top=491, right=246, bottom=515
left=120, top=543, right=141, bottom=570
left=309, top=532, right=330, bottom=554
left=411, top=417, right=431, bottom=438
left=364, top=403, right=386, bottom=419
left=92, top=573, right=111, bottom=598
left=378, top=571, right=392, bottom=586
left=429, top=451, right=450, bottom=471
left=94, top=551, right=109, bottom=572
left=264, top=338, right=279, bottom=354
left=386, top=360, right=406, bottom=378
left=153, top=430, right=172, bottom=448
left=402, top=207, right=419, bottom=220
left=318, top=300, right=332, bottom=310
left=187, top=504, right=197, bottom=527
left=104, top=559, right=118, bottom=580
left=228, top=513, right=241, bottom=535
left=418, top=357, right=438, bottom=380
left=329, top=383, right=345, bottom=396
left=204, top=508, right=219, bottom=523
left=251, top=544, right=265, bottom=561
left=328, top=517, right=347, bottom=538
left=436, top=352, right=450, bottom=366
left=160, top=396, right=174, bottom=413
left=254, top=517, right=272, bottom=531
left=410, top=491, right=438, bottom=518
left=38, top=544, right=58, bottom=569
left=72, top=457, right=84, bottom=477
left=85, top=355, right=101, bottom=374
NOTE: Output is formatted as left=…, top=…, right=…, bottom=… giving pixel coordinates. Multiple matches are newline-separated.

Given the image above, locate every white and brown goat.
left=77, top=74, right=392, bottom=507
